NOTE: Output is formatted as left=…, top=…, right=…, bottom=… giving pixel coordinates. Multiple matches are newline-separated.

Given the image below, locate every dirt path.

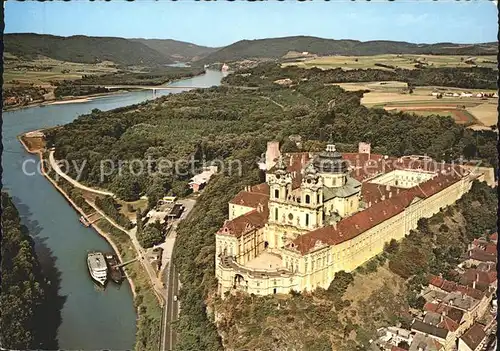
left=48, top=151, right=115, bottom=197
left=261, top=96, right=285, bottom=110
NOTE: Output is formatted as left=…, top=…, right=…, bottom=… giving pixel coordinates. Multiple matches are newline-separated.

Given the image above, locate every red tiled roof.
left=461, top=323, right=487, bottom=350
left=469, top=249, right=497, bottom=263
left=429, top=275, right=485, bottom=301
left=438, top=315, right=459, bottom=332
left=360, top=182, right=396, bottom=204
left=484, top=243, right=497, bottom=254
left=217, top=206, right=269, bottom=238
left=454, top=285, right=485, bottom=301
left=461, top=268, right=497, bottom=286
left=424, top=302, right=440, bottom=312
left=429, top=275, right=445, bottom=288
left=289, top=172, right=462, bottom=255
left=441, top=280, right=458, bottom=293
left=490, top=232, right=498, bottom=242
left=229, top=191, right=269, bottom=209
left=250, top=183, right=270, bottom=195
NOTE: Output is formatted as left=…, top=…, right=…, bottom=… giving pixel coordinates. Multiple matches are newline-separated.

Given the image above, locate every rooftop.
left=290, top=171, right=462, bottom=255
left=411, top=319, right=448, bottom=340
left=461, top=323, right=487, bottom=351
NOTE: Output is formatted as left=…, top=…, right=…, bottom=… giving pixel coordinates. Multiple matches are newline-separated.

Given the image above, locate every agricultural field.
left=329, top=81, right=498, bottom=128
left=3, top=53, right=120, bottom=87
left=282, top=54, right=498, bottom=71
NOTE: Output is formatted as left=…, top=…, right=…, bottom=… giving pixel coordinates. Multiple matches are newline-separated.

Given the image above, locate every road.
left=159, top=198, right=196, bottom=351
left=163, top=262, right=179, bottom=351
left=50, top=146, right=195, bottom=350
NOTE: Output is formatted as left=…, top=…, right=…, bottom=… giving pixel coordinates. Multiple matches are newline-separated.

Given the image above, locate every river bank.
left=19, top=132, right=164, bottom=350
left=4, top=90, right=129, bottom=112
left=17, top=135, right=138, bottom=297
left=6, top=69, right=226, bottom=350
left=3, top=69, right=211, bottom=112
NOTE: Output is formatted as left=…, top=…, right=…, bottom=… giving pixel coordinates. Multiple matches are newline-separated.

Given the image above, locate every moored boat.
left=104, top=252, right=124, bottom=284
left=87, top=251, right=108, bottom=286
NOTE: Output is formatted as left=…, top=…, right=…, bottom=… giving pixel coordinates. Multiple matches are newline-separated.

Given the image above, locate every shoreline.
left=3, top=70, right=209, bottom=113
left=17, top=134, right=138, bottom=299
left=4, top=91, right=128, bottom=112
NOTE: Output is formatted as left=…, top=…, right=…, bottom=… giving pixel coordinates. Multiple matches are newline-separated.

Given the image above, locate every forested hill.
left=1, top=193, right=57, bottom=350
left=4, top=33, right=175, bottom=66
left=131, top=38, right=218, bottom=62
left=198, top=36, right=498, bottom=63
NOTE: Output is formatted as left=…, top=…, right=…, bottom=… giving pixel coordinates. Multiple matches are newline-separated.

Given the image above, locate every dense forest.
left=199, top=35, right=497, bottom=64
left=224, top=62, right=498, bottom=90
left=54, top=82, right=110, bottom=98
left=76, top=66, right=205, bottom=86
left=1, top=193, right=59, bottom=350
left=4, top=33, right=174, bottom=66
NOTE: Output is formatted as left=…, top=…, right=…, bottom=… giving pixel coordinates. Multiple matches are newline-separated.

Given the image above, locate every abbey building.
left=215, top=141, right=491, bottom=296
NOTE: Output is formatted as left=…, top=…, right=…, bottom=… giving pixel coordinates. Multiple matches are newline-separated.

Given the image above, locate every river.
left=2, top=69, right=226, bottom=350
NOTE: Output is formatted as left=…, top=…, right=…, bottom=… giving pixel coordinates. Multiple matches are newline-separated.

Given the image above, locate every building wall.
left=458, top=338, right=475, bottom=351
left=370, top=170, right=435, bottom=188
left=267, top=201, right=321, bottom=236
left=229, top=204, right=255, bottom=220
left=216, top=174, right=475, bottom=297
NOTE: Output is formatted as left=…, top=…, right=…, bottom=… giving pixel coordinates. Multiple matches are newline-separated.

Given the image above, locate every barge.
left=104, top=252, right=124, bottom=284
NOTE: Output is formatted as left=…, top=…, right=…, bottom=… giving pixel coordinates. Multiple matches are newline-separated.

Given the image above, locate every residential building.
left=188, top=165, right=218, bottom=192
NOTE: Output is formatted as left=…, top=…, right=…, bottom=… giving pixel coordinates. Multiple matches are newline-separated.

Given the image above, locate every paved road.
left=163, top=262, right=179, bottom=351
left=160, top=198, right=196, bottom=351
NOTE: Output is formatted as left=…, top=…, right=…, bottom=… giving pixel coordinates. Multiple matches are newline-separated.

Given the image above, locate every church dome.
left=313, top=143, right=348, bottom=173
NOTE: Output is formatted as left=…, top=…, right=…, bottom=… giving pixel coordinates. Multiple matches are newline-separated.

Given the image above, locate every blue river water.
left=2, top=69, right=225, bottom=350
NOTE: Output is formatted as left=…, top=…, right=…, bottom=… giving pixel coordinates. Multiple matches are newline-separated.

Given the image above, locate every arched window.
left=274, top=189, right=279, bottom=199
left=305, top=194, right=310, bottom=204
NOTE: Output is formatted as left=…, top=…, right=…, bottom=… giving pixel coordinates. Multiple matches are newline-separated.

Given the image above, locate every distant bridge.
left=104, top=85, right=206, bottom=91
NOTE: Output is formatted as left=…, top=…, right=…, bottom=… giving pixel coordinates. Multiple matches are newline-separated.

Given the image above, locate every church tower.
left=300, top=163, right=324, bottom=228
left=267, top=155, right=292, bottom=224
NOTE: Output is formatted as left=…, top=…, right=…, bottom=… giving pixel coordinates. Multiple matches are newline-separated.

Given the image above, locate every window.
left=274, top=189, right=279, bottom=198
left=317, top=194, right=321, bottom=203
left=305, top=194, right=310, bottom=204
left=288, top=213, right=294, bottom=220
left=305, top=214, right=309, bottom=226
left=275, top=208, right=278, bottom=220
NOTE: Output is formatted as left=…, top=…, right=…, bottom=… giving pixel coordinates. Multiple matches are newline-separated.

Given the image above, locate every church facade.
left=215, top=141, right=487, bottom=296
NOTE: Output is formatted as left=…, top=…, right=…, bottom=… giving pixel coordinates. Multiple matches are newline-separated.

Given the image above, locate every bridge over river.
left=104, top=85, right=204, bottom=90
left=100, top=84, right=259, bottom=91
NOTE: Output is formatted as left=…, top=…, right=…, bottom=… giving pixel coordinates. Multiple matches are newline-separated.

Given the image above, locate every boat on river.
left=87, top=251, right=108, bottom=286
left=104, top=252, right=124, bottom=284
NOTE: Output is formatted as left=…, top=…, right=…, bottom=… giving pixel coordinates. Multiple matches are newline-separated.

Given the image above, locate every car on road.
left=173, top=295, right=178, bottom=302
